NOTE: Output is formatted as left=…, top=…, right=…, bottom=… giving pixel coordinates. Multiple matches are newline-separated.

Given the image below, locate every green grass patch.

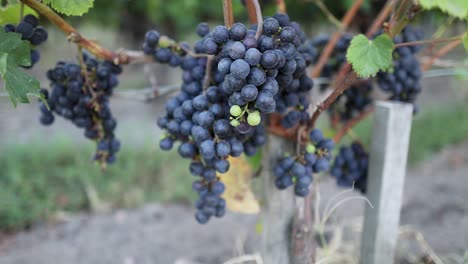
left=348, top=101, right=468, bottom=164
left=0, top=138, right=193, bottom=230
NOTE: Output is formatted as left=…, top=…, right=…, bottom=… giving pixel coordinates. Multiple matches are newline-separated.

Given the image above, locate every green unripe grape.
left=230, top=119, right=240, bottom=127
left=247, top=110, right=261, bottom=126
left=306, top=144, right=316, bottom=153
left=230, top=105, right=242, bottom=117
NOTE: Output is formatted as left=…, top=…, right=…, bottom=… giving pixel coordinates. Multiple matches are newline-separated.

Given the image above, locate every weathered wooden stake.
left=261, top=134, right=296, bottom=264
left=360, top=101, right=413, bottom=264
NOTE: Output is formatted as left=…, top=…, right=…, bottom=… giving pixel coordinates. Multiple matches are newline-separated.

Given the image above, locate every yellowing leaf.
left=218, top=156, right=260, bottom=214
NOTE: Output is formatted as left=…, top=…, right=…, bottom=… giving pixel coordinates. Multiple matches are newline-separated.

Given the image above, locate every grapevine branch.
left=421, top=39, right=462, bottom=71
left=311, top=0, right=342, bottom=29
left=19, top=0, right=156, bottom=64
left=275, top=0, right=286, bottom=13
left=246, top=0, right=257, bottom=24
left=367, top=0, right=396, bottom=37
left=310, top=0, right=364, bottom=78
left=308, top=71, right=358, bottom=129
left=222, top=0, right=234, bottom=27
left=394, top=35, right=463, bottom=48
left=245, top=0, right=263, bottom=39
left=332, top=106, right=375, bottom=142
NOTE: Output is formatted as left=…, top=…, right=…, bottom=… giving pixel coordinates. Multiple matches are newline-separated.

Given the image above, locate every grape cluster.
left=310, top=33, right=352, bottom=89
left=2, top=14, right=48, bottom=68
left=38, top=53, right=122, bottom=165
left=142, top=30, right=188, bottom=67
left=273, top=129, right=334, bottom=197
left=152, top=13, right=316, bottom=223
left=195, top=14, right=313, bottom=128
left=330, top=142, right=368, bottom=193
left=376, top=27, right=423, bottom=106
left=329, top=80, right=373, bottom=122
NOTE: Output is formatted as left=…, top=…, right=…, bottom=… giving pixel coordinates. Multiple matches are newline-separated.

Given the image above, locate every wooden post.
left=261, top=134, right=296, bottom=264
left=360, top=101, right=413, bottom=264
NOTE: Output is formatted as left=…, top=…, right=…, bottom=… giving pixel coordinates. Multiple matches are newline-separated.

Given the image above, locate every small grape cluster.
left=2, top=14, right=48, bottom=68
left=273, top=129, right=335, bottom=197
left=329, top=80, right=373, bottom=122
left=330, top=141, right=368, bottom=193
left=38, top=53, right=122, bottom=165
left=142, top=30, right=188, bottom=67
left=376, top=27, right=423, bottom=106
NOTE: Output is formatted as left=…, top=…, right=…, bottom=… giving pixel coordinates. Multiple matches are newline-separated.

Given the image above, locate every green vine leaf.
left=0, top=3, right=38, bottom=25
left=346, top=34, right=394, bottom=78
left=419, top=0, right=468, bottom=19
left=43, top=0, right=94, bottom=16
left=463, top=32, right=468, bottom=53
left=0, top=29, right=44, bottom=107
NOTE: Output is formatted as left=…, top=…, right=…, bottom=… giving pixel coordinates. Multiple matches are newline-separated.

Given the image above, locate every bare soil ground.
left=0, top=142, right=466, bottom=264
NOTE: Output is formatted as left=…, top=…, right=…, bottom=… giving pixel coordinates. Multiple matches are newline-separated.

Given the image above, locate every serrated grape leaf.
left=0, top=4, right=38, bottom=25
left=43, top=0, right=94, bottom=16
left=347, top=34, right=394, bottom=78
left=419, top=0, right=468, bottom=19
left=218, top=156, right=260, bottom=214
left=463, top=32, right=468, bottom=53
left=0, top=29, right=43, bottom=107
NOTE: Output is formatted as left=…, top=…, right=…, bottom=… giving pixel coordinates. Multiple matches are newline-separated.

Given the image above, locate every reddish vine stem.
left=222, top=0, right=234, bottom=27
left=275, top=0, right=286, bottom=13
left=421, top=39, right=462, bottom=71
left=310, top=0, right=364, bottom=78
left=245, top=0, right=263, bottom=39
left=246, top=0, right=257, bottom=24
left=20, top=0, right=115, bottom=60
left=252, top=0, right=264, bottom=39
left=394, top=35, right=462, bottom=48
left=333, top=106, right=374, bottom=142
left=367, top=0, right=396, bottom=37
left=308, top=71, right=358, bottom=129
left=19, top=0, right=155, bottom=64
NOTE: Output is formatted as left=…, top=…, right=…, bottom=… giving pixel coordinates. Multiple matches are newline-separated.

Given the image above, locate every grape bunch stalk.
left=2, top=14, right=48, bottom=68
left=38, top=53, right=122, bottom=166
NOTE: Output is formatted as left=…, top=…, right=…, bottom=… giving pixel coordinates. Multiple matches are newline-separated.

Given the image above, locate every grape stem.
left=308, top=71, right=359, bottom=129
left=245, top=0, right=263, bottom=40
left=332, top=106, right=374, bottom=143
left=394, top=35, right=463, bottom=48
left=19, top=2, right=24, bottom=21
left=203, top=55, right=214, bottom=90
left=421, top=39, right=462, bottom=71
left=310, top=0, right=365, bottom=78
left=310, top=0, right=342, bottom=29
left=222, top=0, right=234, bottom=27
left=275, top=0, right=287, bottom=13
